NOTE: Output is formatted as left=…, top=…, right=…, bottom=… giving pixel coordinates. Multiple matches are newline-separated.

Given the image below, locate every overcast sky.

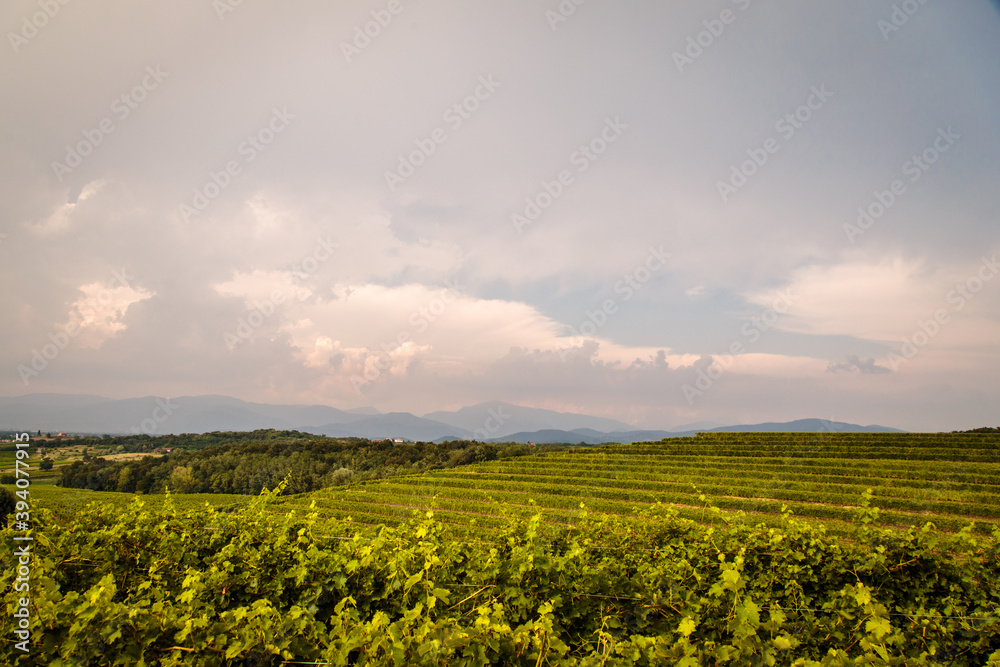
left=2, top=0, right=998, bottom=431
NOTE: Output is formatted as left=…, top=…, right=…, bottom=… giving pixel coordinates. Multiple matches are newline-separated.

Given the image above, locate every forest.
left=55, top=430, right=553, bottom=496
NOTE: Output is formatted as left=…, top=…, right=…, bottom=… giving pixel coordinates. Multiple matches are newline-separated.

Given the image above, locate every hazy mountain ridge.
left=423, top=402, right=632, bottom=439
left=489, top=419, right=905, bottom=445
left=0, top=394, right=904, bottom=443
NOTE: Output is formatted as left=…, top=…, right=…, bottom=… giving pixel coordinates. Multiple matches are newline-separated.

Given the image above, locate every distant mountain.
left=309, top=413, right=470, bottom=442
left=343, top=406, right=381, bottom=416
left=0, top=394, right=905, bottom=442
left=481, top=429, right=609, bottom=445
left=0, top=394, right=372, bottom=436
left=705, top=419, right=904, bottom=434
left=670, top=420, right=728, bottom=432
left=1, top=393, right=110, bottom=408
left=423, top=402, right=631, bottom=439
left=486, top=429, right=676, bottom=445
left=486, top=419, right=904, bottom=444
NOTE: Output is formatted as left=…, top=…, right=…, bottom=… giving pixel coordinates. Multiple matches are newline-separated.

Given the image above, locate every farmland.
left=16, top=431, right=1000, bottom=536
left=276, top=432, right=1000, bottom=539
left=0, top=483, right=250, bottom=521
left=3, top=431, right=1000, bottom=664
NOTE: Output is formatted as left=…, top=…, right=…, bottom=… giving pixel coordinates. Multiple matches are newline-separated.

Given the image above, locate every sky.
left=2, top=0, right=998, bottom=432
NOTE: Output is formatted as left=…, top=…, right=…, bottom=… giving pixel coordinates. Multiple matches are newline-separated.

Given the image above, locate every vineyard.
left=0, top=483, right=250, bottom=520
left=276, top=432, right=1000, bottom=539
left=2, top=432, right=999, bottom=664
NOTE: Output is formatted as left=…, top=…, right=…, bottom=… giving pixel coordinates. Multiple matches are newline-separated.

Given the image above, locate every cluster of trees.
left=40, top=429, right=319, bottom=454
left=56, top=430, right=552, bottom=495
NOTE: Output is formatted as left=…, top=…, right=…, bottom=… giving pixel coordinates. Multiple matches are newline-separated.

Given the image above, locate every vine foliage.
left=2, top=483, right=999, bottom=665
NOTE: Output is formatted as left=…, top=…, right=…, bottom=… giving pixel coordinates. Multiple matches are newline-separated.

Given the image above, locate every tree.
left=117, top=466, right=133, bottom=493
left=329, top=467, right=353, bottom=486
left=40, top=457, right=54, bottom=471
left=168, top=466, right=196, bottom=493
left=0, top=487, right=15, bottom=525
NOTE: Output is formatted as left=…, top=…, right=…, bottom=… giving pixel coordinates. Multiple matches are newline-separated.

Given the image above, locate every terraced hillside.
left=277, top=432, right=1000, bottom=537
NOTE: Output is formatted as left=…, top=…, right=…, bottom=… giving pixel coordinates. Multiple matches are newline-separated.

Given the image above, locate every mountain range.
left=0, top=394, right=905, bottom=443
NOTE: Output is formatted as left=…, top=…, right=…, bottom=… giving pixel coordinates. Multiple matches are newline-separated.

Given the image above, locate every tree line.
left=55, top=430, right=554, bottom=495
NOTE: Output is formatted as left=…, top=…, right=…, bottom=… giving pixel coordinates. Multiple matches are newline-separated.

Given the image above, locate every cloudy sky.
left=2, top=0, right=998, bottom=431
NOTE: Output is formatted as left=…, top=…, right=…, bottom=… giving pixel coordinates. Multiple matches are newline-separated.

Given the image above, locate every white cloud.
left=748, top=256, right=950, bottom=341
left=212, top=276, right=703, bottom=395
left=24, top=180, right=106, bottom=236
left=685, top=285, right=705, bottom=297
left=64, top=280, right=154, bottom=349
left=1, top=1, right=998, bottom=431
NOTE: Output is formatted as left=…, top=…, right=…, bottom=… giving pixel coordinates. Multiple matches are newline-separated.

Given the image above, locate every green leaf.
left=678, top=617, right=697, bottom=637
left=866, top=617, right=891, bottom=639
left=404, top=570, right=423, bottom=591
left=226, top=641, right=245, bottom=659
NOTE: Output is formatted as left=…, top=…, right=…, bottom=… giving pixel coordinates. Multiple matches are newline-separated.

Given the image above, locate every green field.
left=5, top=431, right=1000, bottom=664
left=275, top=432, right=1000, bottom=538
left=0, top=445, right=87, bottom=483
left=1, top=483, right=250, bottom=520
left=13, top=432, right=999, bottom=539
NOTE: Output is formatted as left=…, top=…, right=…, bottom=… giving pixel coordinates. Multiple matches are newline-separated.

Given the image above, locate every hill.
left=0, top=393, right=905, bottom=442
left=7, top=430, right=1000, bottom=664
left=487, top=418, right=904, bottom=445
left=277, top=431, right=1000, bottom=538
